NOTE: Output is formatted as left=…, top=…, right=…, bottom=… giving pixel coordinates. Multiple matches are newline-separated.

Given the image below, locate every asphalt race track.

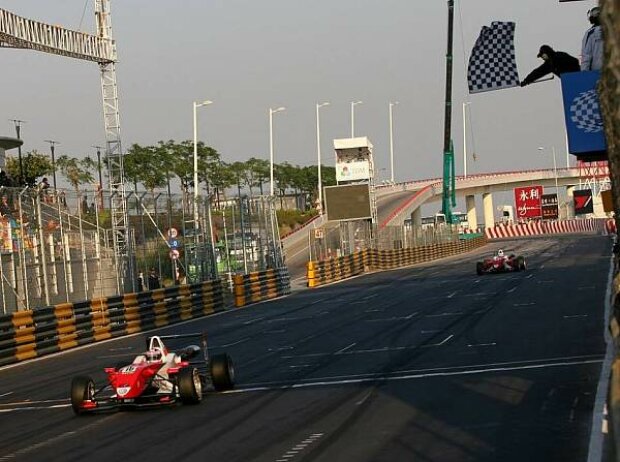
left=0, top=235, right=611, bottom=462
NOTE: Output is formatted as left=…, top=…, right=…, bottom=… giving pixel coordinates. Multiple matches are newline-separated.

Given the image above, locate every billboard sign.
left=561, top=70, right=607, bottom=158
left=514, top=186, right=543, bottom=219
left=324, top=183, right=371, bottom=221
left=574, top=189, right=594, bottom=215
left=336, top=161, right=371, bottom=182
left=541, top=193, right=559, bottom=219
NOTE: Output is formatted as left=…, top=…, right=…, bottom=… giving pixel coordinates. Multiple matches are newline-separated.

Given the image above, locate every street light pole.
left=351, top=101, right=362, bottom=138
left=269, top=106, right=286, bottom=196
left=316, top=102, right=329, bottom=214
left=193, top=100, right=213, bottom=233
left=44, top=139, right=60, bottom=190
left=9, top=119, right=26, bottom=184
left=92, top=145, right=104, bottom=190
left=389, top=102, right=399, bottom=183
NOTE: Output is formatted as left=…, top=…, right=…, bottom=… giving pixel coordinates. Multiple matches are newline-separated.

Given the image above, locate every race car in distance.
left=476, top=249, right=526, bottom=275
left=70, top=333, right=234, bottom=415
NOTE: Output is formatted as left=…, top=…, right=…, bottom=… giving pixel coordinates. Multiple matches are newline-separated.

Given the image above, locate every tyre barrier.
left=0, top=280, right=225, bottom=367
left=234, top=268, right=291, bottom=307
left=307, top=237, right=486, bottom=288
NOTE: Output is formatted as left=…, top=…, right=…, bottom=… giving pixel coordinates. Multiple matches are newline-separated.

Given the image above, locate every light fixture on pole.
left=316, top=102, right=330, bottom=214
left=193, top=100, right=213, bottom=231
left=9, top=119, right=26, bottom=185
left=463, top=102, right=471, bottom=178
left=269, top=106, right=286, bottom=196
left=389, top=101, right=399, bottom=184
left=538, top=146, right=559, bottom=196
left=44, top=139, right=60, bottom=190
left=351, top=101, right=362, bottom=138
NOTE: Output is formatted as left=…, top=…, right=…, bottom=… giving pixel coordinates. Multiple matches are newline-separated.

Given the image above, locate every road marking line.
left=226, top=358, right=604, bottom=394
left=274, top=433, right=324, bottom=462
left=467, top=342, right=497, bottom=347
left=507, top=287, right=517, bottom=293
left=447, top=291, right=458, bottom=299
left=289, top=365, right=313, bottom=369
left=426, top=312, right=463, bottom=317
left=365, top=313, right=417, bottom=322
left=578, top=286, right=596, bottom=290
left=563, top=314, right=588, bottom=319
left=421, top=330, right=440, bottom=334
left=263, top=329, right=286, bottom=334
left=335, top=343, right=356, bottom=355
left=526, top=274, right=534, bottom=279
left=513, top=302, right=536, bottom=307
left=0, top=392, right=14, bottom=398
left=424, top=334, right=454, bottom=347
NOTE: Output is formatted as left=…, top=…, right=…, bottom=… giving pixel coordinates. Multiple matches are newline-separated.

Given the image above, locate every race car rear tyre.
left=178, top=367, right=203, bottom=404
left=476, top=262, right=484, bottom=276
left=211, top=353, right=235, bottom=391
left=70, top=376, right=95, bottom=415
left=516, top=256, right=526, bottom=271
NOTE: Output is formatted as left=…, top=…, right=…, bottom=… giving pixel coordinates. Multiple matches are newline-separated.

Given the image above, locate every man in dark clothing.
left=147, top=268, right=160, bottom=290
left=520, top=45, right=580, bottom=87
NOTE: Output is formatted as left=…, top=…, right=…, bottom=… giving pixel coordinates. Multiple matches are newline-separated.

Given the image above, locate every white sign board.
left=336, top=160, right=370, bottom=182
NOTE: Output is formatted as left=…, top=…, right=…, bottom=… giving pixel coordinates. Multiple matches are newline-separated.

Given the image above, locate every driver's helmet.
left=145, top=349, right=162, bottom=363
left=497, top=249, right=504, bottom=257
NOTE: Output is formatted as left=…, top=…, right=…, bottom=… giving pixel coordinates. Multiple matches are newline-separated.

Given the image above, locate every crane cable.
left=77, top=0, right=89, bottom=32
left=457, top=1, right=479, bottom=162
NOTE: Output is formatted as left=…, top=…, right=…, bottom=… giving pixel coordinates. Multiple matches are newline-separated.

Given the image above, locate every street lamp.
left=389, top=102, right=399, bottom=183
left=193, top=100, right=213, bottom=229
left=316, top=102, right=329, bottom=214
left=351, top=101, right=362, bottom=137
left=463, top=102, right=471, bottom=178
left=9, top=119, right=26, bottom=184
left=269, top=106, right=286, bottom=196
left=44, top=139, right=60, bottom=190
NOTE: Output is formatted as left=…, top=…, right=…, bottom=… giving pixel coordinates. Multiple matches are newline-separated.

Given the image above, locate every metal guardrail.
left=0, top=280, right=225, bottom=366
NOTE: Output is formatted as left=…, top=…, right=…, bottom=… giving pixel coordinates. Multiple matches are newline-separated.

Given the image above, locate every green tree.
left=5, top=150, right=53, bottom=187
left=55, top=155, right=95, bottom=212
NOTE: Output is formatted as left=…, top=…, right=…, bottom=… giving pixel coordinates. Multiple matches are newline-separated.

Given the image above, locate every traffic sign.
left=168, top=239, right=180, bottom=249
left=169, top=249, right=180, bottom=260
left=167, top=227, right=178, bottom=239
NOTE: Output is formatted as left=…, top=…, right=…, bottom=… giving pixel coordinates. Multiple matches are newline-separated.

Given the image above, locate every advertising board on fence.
left=514, top=186, right=543, bottom=219
left=574, top=189, right=594, bottom=215
left=542, top=193, right=559, bottom=219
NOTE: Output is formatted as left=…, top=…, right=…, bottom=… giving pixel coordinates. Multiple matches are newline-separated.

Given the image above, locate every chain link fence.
left=309, top=219, right=460, bottom=261
left=0, top=185, right=283, bottom=314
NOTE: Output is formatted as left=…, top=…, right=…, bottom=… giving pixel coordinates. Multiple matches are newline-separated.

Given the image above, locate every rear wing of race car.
left=146, top=333, right=209, bottom=376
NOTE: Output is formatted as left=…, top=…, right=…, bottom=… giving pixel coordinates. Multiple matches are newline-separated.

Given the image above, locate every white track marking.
left=513, top=302, right=536, bottom=307
left=225, top=358, right=604, bottom=395
left=0, top=392, right=13, bottom=398
left=335, top=343, right=356, bottom=355
left=507, top=287, right=517, bottom=293
left=467, top=343, right=497, bottom=347
left=447, top=291, right=458, bottom=299
left=563, top=315, right=588, bottom=319
left=365, top=313, right=417, bottom=322
left=425, top=312, right=463, bottom=317
left=423, top=334, right=453, bottom=347
left=275, top=433, right=324, bottom=462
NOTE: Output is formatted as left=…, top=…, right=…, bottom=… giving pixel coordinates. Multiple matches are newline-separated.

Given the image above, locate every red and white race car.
left=70, top=333, right=234, bottom=415
left=476, top=250, right=526, bottom=275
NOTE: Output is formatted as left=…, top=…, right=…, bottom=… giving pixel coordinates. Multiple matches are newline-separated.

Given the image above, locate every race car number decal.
left=119, top=366, right=137, bottom=373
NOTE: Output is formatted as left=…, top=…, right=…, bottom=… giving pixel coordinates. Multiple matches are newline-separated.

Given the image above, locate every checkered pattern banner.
left=467, top=21, right=519, bottom=94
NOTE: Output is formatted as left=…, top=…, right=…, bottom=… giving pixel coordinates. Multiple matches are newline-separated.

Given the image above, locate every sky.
left=0, top=0, right=596, bottom=189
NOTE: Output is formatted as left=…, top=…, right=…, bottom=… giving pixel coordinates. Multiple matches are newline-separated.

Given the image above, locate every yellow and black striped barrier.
left=307, top=237, right=486, bottom=288
left=0, top=279, right=225, bottom=367
left=233, top=268, right=291, bottom=307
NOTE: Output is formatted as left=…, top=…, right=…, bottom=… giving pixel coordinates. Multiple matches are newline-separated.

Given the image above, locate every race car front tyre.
left=211, top=353, right=235, bottom=391
left=71, top=376, right=95, bottom=415
left=516, top=256, right=526, bottom=271
left=178, top=367, right=203, bottom=404
left=476, top=262, right=484, bottom=276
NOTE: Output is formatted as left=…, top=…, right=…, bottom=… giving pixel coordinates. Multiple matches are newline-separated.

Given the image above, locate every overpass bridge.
left=283, top=167, right=609, bottom=282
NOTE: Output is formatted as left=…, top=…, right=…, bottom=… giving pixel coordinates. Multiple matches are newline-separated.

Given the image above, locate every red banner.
left=514, top=186, right=543, bottom=219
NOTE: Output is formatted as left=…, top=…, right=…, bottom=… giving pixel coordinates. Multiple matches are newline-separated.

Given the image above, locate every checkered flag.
left=468, top=21, right=520, bottom=94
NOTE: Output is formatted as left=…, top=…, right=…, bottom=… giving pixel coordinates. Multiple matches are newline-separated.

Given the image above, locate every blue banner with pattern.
left=561, top=70, right=607, bottom=156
